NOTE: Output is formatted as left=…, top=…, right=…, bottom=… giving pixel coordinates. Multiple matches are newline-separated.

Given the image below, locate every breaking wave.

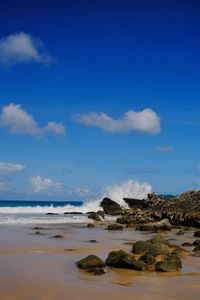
left=0, top=180, right=152, bottom=225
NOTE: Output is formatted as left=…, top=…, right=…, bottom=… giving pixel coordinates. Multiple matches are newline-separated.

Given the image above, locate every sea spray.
left=0, top=180, right=152, bottom=225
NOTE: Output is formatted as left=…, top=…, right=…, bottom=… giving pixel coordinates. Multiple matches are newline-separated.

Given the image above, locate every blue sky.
left=0, top=0, right=200, bottom=200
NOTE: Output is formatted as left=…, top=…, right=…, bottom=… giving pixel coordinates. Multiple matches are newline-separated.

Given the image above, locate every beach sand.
left=0, top=224, right=200, bottom=300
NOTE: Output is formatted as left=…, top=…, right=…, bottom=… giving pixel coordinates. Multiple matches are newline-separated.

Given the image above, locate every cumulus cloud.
left=0, top=103, right=66, bottom=138
left=156, top=146, right=174, bottom=153
left=0, top=32, right=52, bottom=67
left=30, top=176, right=62, bottom=195
left=73, top=109, right=160, bottom=134
left=0, top=162, right=25, bottom=175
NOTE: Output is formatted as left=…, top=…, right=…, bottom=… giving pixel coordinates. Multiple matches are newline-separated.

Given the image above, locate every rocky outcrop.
left=157, top=190, right=200, bottom=228
left=123, top=198, right=147, bottom=209
left=100, top=197, right=123, bottom=215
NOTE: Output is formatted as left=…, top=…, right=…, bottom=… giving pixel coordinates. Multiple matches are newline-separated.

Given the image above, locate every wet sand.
left=0, top=224, right=200, bottom=300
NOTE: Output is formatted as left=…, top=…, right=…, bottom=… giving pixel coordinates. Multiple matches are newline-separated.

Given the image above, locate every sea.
left=0, top=180, right=152, bottom=225
left=0, top=200, right=97, bottom=225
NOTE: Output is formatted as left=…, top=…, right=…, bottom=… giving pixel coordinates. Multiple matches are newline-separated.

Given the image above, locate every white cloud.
left=0, top=103, right=66, bottom=138
left=0, top=32, right=52, bottom=67
left=74, top=187, right=91, bottom=197
left=30, top=176, right=62, bottom=195
left=44, top=121, right=66, bottom=136
left=0, top=162, right=25, bottom=175
left=73, top=108, right=160, bottom=134
left=156, top=146, right=174, bottom=153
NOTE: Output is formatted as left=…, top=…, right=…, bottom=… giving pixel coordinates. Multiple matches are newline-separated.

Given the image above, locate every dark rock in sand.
left=87, top=223, right=95, bottom=228
left=139, top=254, right=156, bottom=265
left=135, top=219, right=171, bottom=232
left=177, top=229, right=185, bottom=236
left=181, top=242, right=193, bottom=247
left=193, top=244, right=200, bottom=252
left=77, top=255, right=105, bottom=269
left=46, top=213, right=59, bottom=215
left=35, top=231, right=43, bottom=235
left=105, top=250, right=146, bottom=271
left=194, top=230, right=200, bottom=237
left=64, top=212, right=83, bottom=215
left=107, top=224, right=124, bottom=231
left=100, top=197, right=123, bottom=215
left=88, top=212, right=101, bottom=221
left=53, top=234, right=64, bottom=239
left=193, top=239, right=200, bottom=246
left=87, top=268, right=105, bottom=275
left=155, top=254, right=182, bottom=272
left=132, top=235, right=171, bottom=257
left=88, top=240, right=97, bottom=243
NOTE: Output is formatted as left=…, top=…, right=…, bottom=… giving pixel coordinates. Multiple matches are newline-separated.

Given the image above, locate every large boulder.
left=100, top=197, right=123, bottom=215
left=77, top=255, right=105, bottom=269
left=155, top=254, right=182, bottom=272
left=105, top=250, right=146, bottom=271
left=132, top=235, right=171, bottom=257
left=123, top=198, right=147, bottom=209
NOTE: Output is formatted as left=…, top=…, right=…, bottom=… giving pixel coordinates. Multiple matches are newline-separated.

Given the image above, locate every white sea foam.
left=0, top=180, right=152, bottom=225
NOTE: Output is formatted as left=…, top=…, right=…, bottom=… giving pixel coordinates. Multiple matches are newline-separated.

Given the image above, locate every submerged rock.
left=53, top=234, right=64, bottom=239
left=105, top=250, right=146, bottom=271
left=107, top=224, right=124, bottom=231
left=88, top=212, right=101, bottom=221
left=100, top=197, right=123, bottom=215
left=77, top=255, right=105, bottom=269
left=155, top=254, right=182, bottom=272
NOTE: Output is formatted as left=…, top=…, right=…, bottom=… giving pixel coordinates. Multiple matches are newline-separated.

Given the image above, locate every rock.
left=136, top=219, right=171, bottom=232
left=193, top=245, right=200, bottom=252
left=155, top=254, right=182, bottom=272
left=88, top=212, right=101, bottom=221
left=139, top=254, right=156, bottom=265
left=87, top=268, right=105, bottom=275
left=53, top=234, right=64, bottom=239
left=194, top=230, right=200, bottom=237
left=100, top=197, right=123, bottom=215
left=177, top=229, right=185, bottom=236
left=107, top=224, right=124, bottom=231
left=158, top=190, right=200, bottom=227
left=193, top=239, right=200, bottom=246
left=87, top=223, right=95, bottom=228
left=123, top=198, right=147, bottom=209
left=77, top=255, right=105, bottom=269
left=181, top=242, right=193, bottom=247
left=35, top=231, right=43, bottom=235
left=64, top=212, right=83, bottom=215
left=46, top=213, right=59, bottom=215
left=88, top=240, right=97, bottom=243
left=105, top=250, right=146, bottom=271
left=132, top=236, right=171, bottom=257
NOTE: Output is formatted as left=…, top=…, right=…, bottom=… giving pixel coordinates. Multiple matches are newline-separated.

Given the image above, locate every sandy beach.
left=0, top=223, right=199, bottom=300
